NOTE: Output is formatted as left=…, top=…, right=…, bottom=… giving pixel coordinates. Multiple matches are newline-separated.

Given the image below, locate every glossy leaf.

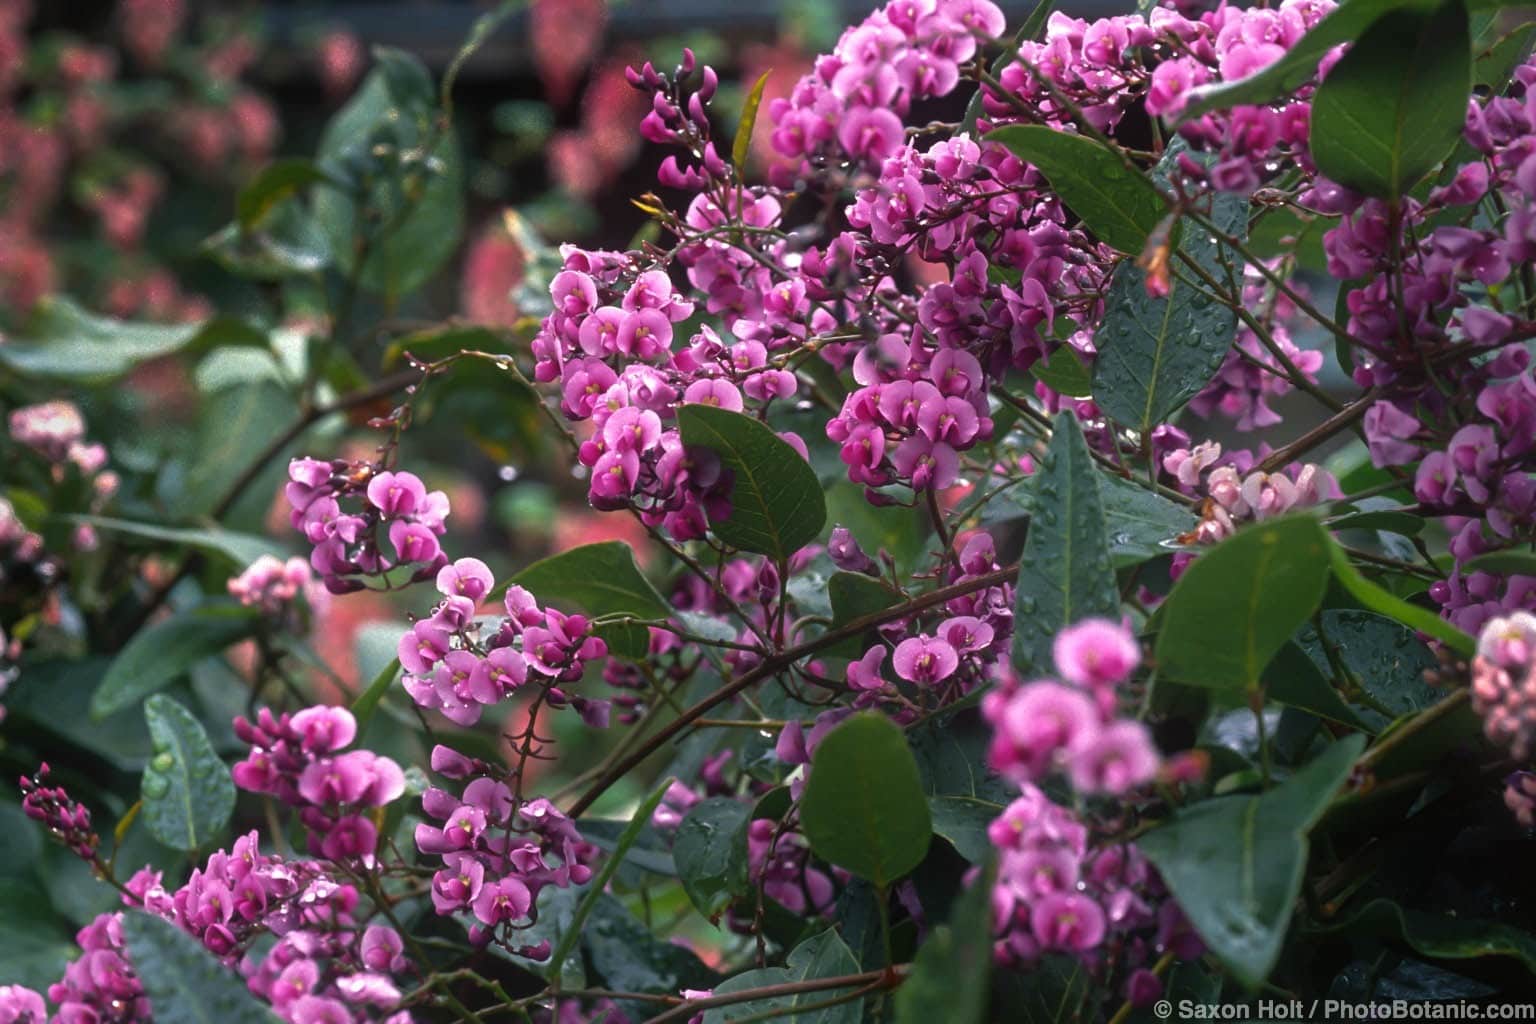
left=1138, top=735, right=1366, bottom=988
left=677, top=405, right=826, bottom=561
left=1032, top=344, right=1092, bottom=397
left=120, top=912, right=278, bottom=1024
left=546, top=777, right=673, bottom=973
left=1012, top=412, right=1119, bottom=675
left=1262, top=641, right=1373, bottom=730
left=1093, top=188, right=1245, bottom=433
left=1318, top=899, right=1536, bottom=975
left=800, top=713, right=932, bottom=887
left=895, top=863, right=994, bottom=1024
left=512, top=540, right=669, bottom=658
left=1156, top=516, right=1332, bottom=690
left=928, top=795, right=1003, bottom=864
left=1310, top=0, right=1472, bottom=199
left=313, top=48, right=463, bottom=297
left=1297, top=610, right=1440, bottom=718
left=702, top=930, right=863, bottom=1024
left=141, top=695, right=236, bottom=851
left=673, top=797, right=752, bottom=917
left=985, top=125, right=1168, bottom=254
left=584, top=894, right=717, bottom=1014
left=91, top=603, right=262, bottom=720
left=1098, top=473, right=1197, bottom=567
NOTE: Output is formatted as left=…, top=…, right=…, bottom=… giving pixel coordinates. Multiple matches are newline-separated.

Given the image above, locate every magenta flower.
left=1052, top=619, right=1140, bottom=690
left=436, top=557, right=494, bottom=602
left=1066, top=721, right=1161, bottom=795
left=986, top=681, right=1099, bottom=781
left=1030, top=891, right=1107, bottom=953
left=846, top=645, right=888, bottom=691
left=365, top=470, right=427, bottom=517
left=892, top=635, right=959, bottom=685
left=682, top=377, right=744, bottom=411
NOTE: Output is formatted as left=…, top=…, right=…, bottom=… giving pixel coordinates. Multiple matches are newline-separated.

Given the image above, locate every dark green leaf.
left=1155, top=516, right=1332, bottom=690
left=702, top=930, right=863, bottom=1024
left=909, top=717, right=1015, bottom=804
left=1092, top=189, right=1245, bottom=433
left=584, top=893, right=716, bottom=1015
left=1311, top=0, right=1472, bottom=199
left=0, top=298, right=202, bottom=381
left=141, top=695, right=236, bottom=851
left=1263, top=641, right=1374, bottom=730
left=180, top=381, right=300, bottom=524
left=120, top=912, right=278, bottom=1024
left=1329, top=509, right=1425, bottom=536
left=993, top=956, right=1092, bottom=1023
left=825, top=571, right=903, bottom=657
left=1317, top=899, right=1536, bottom=976
left=237, top=158, right=340, bottom=228
left=896, top=864, right=994, bottom=1024
left=351, top=657, right=400, bottom=732
left=673, top=797, right=752, bottom=917
left=1032, top=345, right=1092, bottom=397
left=92, top=602, right=262, bottom=720
left=546, top=777, right=672, bottom=972
left=800, top=713, right=932, bottom=887
left=678, top=405, right=827, bottom=561
left=580, top=818, right=677, bottom=878
left=313, top=48, right=463, bottom=297
left=0, top=878, right=77, bottom=990
left=1098, top=474, right=1197, bottom=567
left=1473, top=14, right=1536, bottom=89
left=1012, top=412, right=1119, bottom=675
left=1463, top=548, right=1536, bottom=575
left=1138, top=735, right=1366, bottom=988
left=928, top=796, right=1003, bottom=864
left=1298, top=610, right=1440, bottom=718
left=64, top=515, right=280, bottom=566
left=984, top=125, right=1168, bottom=254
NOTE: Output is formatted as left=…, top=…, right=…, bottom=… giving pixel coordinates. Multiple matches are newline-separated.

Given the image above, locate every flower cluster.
left=1473, top=613, right=1536, bottom=767
left=983, top=619, right=1160, bottom=795
left=1163, top=441, right=1335, bottom=547
left=228, top=554, right=318, bottom=619
left=399, top=560, right=609, bottom=727
left=286, top=458, right=451, bottom=594
left=19, top=763, right=98, bottom=860
left=987, top=784, right=1200, bottom=998
left=768, top=0, right=1005, bottom=171
left=416, top=747, right=599, bottom=947
left=232, top=706, right=406, bottom=861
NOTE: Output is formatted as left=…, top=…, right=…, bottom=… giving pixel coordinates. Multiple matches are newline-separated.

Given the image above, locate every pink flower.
left=1030, top=892, right=1107, bottom=952
left=1066, top=721, right=1161, bottom=794
left=892, top=636, right=959, bottom=684
left=1052, top=619, right=1140, bottom=690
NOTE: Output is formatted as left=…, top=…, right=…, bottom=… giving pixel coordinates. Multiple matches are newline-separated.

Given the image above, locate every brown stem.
left=641, top=968, right=902, bottom=1024
left=1256, top=386, right=1384, bottom=474
left=565, top=565, right=1018, bottom=817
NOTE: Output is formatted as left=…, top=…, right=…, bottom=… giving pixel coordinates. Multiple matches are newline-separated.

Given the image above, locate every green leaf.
left=1463, top=548, right=1536, bottom=576
left=1327, top=539, right=1474, bottom=656
left=237, top=158, right=340, bottom=228
left=1329, top=509, right=1425, bottom=536
left=141, top=695, right=236, bottom=851
left=702, top=930, right=863, bottom=1024
left=64, top=515, right=280, bottom=566
left=512, top=540, right=669, bottom=659
left=1310, top=0, right=1472, bottom=199
left=1098, top=473, right=1197, bottom=567
left=1032, top=345, right=1092, bottom=397
left=733, top=71, right=772, bottom=169
left=1298, top=610, right=1440, bottom=718
left=120, top=912, right=278, bottom=1024
left=0, top=878, right=77, bottom=990
left=1178, top=0, right=1431, bottom=120
left=180, top=381, right=300, bottom=524
left=91, top=602, right=262, bottom=720
left=0, top=298, right=203, bottom=381
left=1473, top=13, right=1536, bottom=89
left=677, top=405, right=827, bottom=561
left=896, top=865, right=994, bottom=1024
left=1138, top=735, right=1366, bottom=988
left=546, top=777, right=673, bottom=973
left=800, top=713, right=932, bottom=887
left=825, top=571, right=904, bottom=657
left=313, top=48, right=463, bottom=298
left=928, top=795, right=1003, bottom=864
left=351, top=657, right=400, bottom=732
left=1155, top=516, right=1332, bottom=690
left=1317, top=899, right=1536, bottom=976
left=1093, top=189, right=1245, bottom=433
left=984, top=125, right=1168, bottom=254
left=1263, top=641, right=1374, bottom=730
left=673, top=797, right=752, bottom=917
left=1012, top=412, right=1119, bottom=675
left=584, top=893, right=716, bottom=1015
